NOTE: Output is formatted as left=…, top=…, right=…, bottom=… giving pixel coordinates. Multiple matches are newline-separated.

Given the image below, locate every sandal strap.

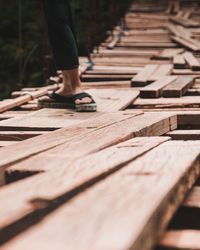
left=48, top=92, right=74, bottom=103
left=72, top=92, right=95, bottom=102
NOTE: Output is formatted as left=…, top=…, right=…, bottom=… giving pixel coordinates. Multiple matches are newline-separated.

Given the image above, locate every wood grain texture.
left=0, top=109, right=101, bottom=130
left=133, top=96, right=200, bottom=108
left=0, top=112, right=141, bottom=177
left=7, top=112, right=176, bottom=174
left=173, top=54, right=186, bottom=69
left=87, top=89, right=139, bottom=112
left=2, top=141, right=200, bottom=250
left=140, top=76, right=177, bottom=98
left=162, top=76, right=194, bottom=97
left=159, top=230, right=200, bottom=249
left=131, top=64, right=158, bottom=87
left=0, top=137, right=169, bottom=238
left=184, top=51, right=200, bottom=71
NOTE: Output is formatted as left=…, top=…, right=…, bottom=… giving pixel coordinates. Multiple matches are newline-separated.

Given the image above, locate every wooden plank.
left=95, top=49, right=159, bottom=57
left=173, top=53, right=186, bottom=69
left=0, top=137, right=170, bottom=241
left=159, top=230, right=200, bottom=250
left=0, top=112, right=142, bottom=176
left=2, top=141, right=200, bottom=250
left=0, top=89, right=139, bottom=130
left=171, top=36, right=200, bottom=52
left=133, top=96, right=200, bottom=109
left=6, top=112, right=176, bottom=174
left=131, top=64, right=158, bottom=87
left=81, top=74, right=133, bottom=81
left=170, top=16, right=200, bottom=28
left=153, top=48, right=185, bottom=60
left=0, top=131, right=49, bottom=141
left=173, top=68, right=200, bottom=76
left=184, top=51, right=200, bottom=71
left=140, top=76, right=177, bottom=98
left=87, top=89, right=139, bottom=112
left=0, top=109, right=101, bottom=131
left=166, top=130, right=200, bottom=140
left=82, top=81, right=130, bottom=89
left=149, top=64, right=173, bottom=81
left=0, top=84, right=60, bottom=113
left=162, top=76, right=194, bottom=97
left=91, top=65, right=142, bottom=73
left=117, top=42, right=177, bottom=48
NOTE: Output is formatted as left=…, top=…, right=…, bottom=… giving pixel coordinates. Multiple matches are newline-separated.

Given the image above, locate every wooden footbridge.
left=1, top=0, right=200, bottom=249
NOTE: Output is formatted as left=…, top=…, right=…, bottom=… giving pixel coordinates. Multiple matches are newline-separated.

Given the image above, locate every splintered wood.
left=1, top=0, right=200, bottom=250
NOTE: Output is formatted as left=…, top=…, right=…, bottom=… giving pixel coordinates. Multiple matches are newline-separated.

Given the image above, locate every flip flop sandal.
left=72, top=92, right=97, bottom=112
left=38, top=92, right=75, bottom=109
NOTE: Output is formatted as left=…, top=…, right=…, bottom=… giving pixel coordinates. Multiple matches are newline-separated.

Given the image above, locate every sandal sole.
left=38, top=101, right=75, bottom=109
left=75, top=103, right=97, bottom=112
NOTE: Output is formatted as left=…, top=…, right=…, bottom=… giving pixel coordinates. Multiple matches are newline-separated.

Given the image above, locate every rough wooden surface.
left=159, top=230, right=200, bottom=249
left=2, top=141, right=200, bottom=250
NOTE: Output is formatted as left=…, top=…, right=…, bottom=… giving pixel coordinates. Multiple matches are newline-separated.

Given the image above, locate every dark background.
left=0, top=0, right=132, bottom=99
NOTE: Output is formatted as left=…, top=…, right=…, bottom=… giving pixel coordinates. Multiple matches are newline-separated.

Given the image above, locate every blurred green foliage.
left=0, top=0, right=132, bottom=98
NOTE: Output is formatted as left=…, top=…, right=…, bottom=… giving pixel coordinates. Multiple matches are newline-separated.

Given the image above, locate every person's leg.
left=42, top=0, right=94, bottom=105
left=166, top=0, right=173, bottom=14
left=174, top=0, right=180, bottom=13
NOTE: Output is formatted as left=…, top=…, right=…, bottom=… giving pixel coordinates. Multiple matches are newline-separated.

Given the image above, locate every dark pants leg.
left=42, top=0, right=79, bottom=70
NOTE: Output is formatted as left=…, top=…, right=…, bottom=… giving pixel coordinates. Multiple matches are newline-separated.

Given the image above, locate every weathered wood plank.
left=0, top=109, right=102, bottom=130
left=0, top=89, right=139, bottom=130
left=173, top=54, right=186, bottom=69
left=0, top=112, right=141, bottom=176
left=171, top=36, right=200, bottom=52
left=133, top=96, right=200, bottom=109
left=184, top=51, right=200, bottom=71
left=140, top=76, right=177, bottom=98
left=166, top=130, right=200, bottom=140
left=87, top=89, right=139, bottom=112
left=0, top=137, right=169, bottom=242
left=149, top=64, right=173, bottom=81
left=2, top=141, right=200, bottom=250
left=162, top=76, right=194, bottom=97
left=131, top=64, right=158, bottom=87
left=7, top=112, right=176, bottom=174
left=0, top=131, right=49, bottom=141
left=159, top=230, right=200, bottom=250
